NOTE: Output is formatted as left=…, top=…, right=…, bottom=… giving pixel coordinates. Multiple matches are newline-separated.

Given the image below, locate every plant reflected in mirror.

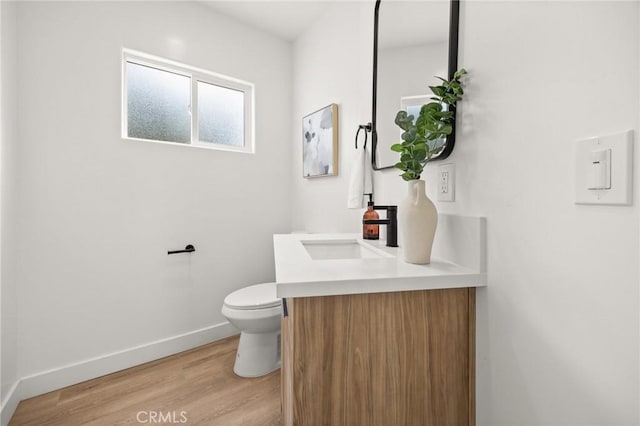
left=391, top=69, right=467, bottom=181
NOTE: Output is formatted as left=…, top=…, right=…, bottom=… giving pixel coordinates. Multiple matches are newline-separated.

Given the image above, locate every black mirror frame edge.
left=371, top=0, right=461, bottom=171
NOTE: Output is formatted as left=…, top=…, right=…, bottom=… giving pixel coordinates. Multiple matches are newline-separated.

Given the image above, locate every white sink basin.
left=301, top=239, right=391, bottom=260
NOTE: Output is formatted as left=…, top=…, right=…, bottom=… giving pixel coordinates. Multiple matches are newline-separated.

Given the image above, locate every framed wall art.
left=302, top=103, right=338, bottom=178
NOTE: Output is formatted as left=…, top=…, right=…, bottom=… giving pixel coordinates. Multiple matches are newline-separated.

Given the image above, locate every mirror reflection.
left=373, top=0, right=455, bottom=169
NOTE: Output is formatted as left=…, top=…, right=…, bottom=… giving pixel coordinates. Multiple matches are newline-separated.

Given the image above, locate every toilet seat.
left=223, top=283, right=281, bottom=310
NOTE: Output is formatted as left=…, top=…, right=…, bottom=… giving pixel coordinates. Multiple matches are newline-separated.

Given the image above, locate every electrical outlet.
left=440, top=171, right=449, bottom=193
left=437, top=164, right=455, bottom=202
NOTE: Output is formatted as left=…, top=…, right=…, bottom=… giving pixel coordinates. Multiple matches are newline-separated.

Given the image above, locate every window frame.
left=122, top=48, right=255, bottom=154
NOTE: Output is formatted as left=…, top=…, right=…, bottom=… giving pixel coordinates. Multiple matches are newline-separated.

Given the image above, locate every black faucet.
left=362, top=205, right=398, bottom=247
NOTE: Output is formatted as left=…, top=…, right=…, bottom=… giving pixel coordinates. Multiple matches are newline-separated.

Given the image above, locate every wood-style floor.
left=9, top=335, right=282, bottom=426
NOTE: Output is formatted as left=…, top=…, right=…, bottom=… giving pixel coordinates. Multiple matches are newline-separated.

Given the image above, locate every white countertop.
left=274, top=215, right=486, bottom=298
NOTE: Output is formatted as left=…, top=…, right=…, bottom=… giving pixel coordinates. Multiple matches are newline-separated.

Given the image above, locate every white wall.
left=14, top=0, right=291, bottom=384
left=458, top=2, right=638, bottom=424
left=291, top=1, right=372, bottom=233
left=1, top=0, right=18, bottom=412
left=291, top=1, right=639, bottom=424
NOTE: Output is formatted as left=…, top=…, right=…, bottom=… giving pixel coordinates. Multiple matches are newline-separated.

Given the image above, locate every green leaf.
left=425, top=132, right=439, bottom=140
left=394, top=110, right=414, bottom=131
left=454, top=68, right=467, bottom=79
left=420, top=120, right=438, bottom=131
left=422, top=102, right=442, bottom=113
left=401, top=128, right=417, bottom=143
left=390, top=143, right=403, bottom=152
left=430, top=86, right=445, bottom=97
left=443, top=94, right=458, bottom=105
left=394, top=162, right=407, bottom=171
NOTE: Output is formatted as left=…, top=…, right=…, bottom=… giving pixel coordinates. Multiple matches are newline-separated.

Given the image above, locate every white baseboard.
left=0, top=321, right=238, bottom=425
left=1, top=380, right=21, bottom=426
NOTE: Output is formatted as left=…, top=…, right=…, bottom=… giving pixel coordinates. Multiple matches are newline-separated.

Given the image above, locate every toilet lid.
left=224, top=283, right=281, bottom=310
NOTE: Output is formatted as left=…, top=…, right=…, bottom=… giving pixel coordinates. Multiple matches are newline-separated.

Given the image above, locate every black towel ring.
left=355, top=123, right=372, bottom=149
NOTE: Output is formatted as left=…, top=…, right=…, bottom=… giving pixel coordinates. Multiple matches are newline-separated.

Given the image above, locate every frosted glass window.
left=126, top=62, right=191, bottom=143
left=197, top=81, right=244, bottom=147
left=123, top=49, right=254, bottom=153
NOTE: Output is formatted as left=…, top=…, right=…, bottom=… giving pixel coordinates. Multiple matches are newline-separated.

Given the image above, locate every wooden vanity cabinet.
left=281, top=287, right=475, bottom=426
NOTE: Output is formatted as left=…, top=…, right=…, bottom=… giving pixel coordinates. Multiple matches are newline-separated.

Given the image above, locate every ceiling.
left=200, top=1, right=450, bottom=47
left=200, top=1, right=333, bottom=42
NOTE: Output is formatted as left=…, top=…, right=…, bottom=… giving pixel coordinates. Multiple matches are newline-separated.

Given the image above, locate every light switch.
left=587, top=149, right=611, bottom=190
left=575, top=130, right=633, bottom=205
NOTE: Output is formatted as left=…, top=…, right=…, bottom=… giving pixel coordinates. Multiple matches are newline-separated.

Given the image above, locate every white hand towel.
left=363, top=148, right=373, bottom=196
left=347, top=147, right=374, bottom=209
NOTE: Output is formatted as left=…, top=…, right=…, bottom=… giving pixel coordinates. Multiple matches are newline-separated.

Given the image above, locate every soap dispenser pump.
left=363, top=194, right=379, bottom=240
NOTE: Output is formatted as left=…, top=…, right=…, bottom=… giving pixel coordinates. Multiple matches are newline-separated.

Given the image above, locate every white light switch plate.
left=575, top=130, right=633, bottom=205
left=437, top=163, right=455, bottom=202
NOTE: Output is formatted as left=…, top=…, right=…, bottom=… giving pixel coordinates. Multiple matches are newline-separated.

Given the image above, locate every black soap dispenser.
left=362, top=195, right=379, bottom=240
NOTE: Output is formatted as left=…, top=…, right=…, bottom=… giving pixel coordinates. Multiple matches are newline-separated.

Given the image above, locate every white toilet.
left=221, top=282, right=282, bottom=377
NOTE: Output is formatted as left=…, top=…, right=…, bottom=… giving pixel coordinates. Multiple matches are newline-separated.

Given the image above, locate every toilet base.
left=233, top=330, right=281, bottom=378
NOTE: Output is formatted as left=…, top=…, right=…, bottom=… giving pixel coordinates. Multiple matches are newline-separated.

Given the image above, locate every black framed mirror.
left=371, top=0, right=460, bottom=170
